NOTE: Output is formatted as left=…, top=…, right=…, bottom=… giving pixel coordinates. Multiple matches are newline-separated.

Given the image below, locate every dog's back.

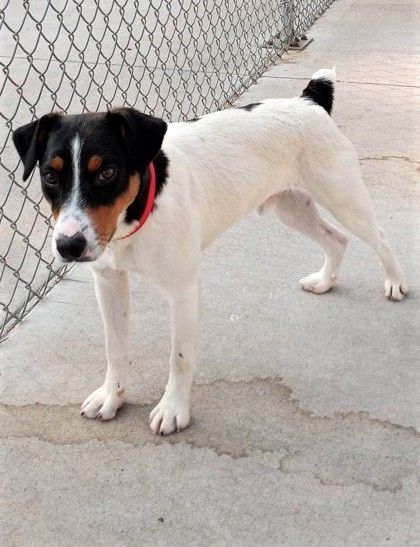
left=161, top=69, right=349, bottom=245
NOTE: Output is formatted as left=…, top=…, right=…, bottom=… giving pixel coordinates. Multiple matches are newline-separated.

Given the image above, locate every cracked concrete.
left=1, top=378, right=418, bottom=492
left=359, top=156, right=419, bottom=164
left=1, top=0, right=419, bottom=544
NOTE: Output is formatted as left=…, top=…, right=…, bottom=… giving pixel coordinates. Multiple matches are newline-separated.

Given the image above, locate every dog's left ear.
left=107, top=108, right=167, bottom=172
left=13, top=113, right=62, bottom=181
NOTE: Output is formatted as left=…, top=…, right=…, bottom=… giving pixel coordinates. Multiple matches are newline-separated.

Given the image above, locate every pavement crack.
left=264, top=75, right=420, bottom=90
left=359, top=155, right=419, bottom=164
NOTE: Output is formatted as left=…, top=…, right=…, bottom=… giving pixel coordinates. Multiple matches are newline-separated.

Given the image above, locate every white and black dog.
left=13, top=69, right=408, bottom=434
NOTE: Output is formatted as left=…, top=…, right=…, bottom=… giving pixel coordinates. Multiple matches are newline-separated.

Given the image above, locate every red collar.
left=118, top=162, right=156, bottom=240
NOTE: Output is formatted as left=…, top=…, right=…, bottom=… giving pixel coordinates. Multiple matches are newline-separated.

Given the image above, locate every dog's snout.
left=56, top=232, right=87, bottom=261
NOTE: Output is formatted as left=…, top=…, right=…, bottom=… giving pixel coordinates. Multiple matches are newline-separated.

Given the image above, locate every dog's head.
left=13, top=108, right=167, bottom=262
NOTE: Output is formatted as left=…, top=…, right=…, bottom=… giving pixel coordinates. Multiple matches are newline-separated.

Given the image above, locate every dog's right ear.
left=13, top=113, right=62, bottom=181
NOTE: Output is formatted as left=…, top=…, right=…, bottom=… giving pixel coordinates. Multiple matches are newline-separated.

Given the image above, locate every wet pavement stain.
left=1, top=378, right=418, bottom=492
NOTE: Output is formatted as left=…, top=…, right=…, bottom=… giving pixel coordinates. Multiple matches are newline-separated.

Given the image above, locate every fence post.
left=290, top=1, right=310, bottom=48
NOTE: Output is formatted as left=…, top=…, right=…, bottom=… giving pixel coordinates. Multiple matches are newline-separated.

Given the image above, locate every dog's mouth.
left=57, top=255, right=97, bottom=264
left=51, top=209, right=112, bottom=263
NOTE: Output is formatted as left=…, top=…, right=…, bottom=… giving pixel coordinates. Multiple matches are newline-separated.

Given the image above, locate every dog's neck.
left=124, top=150, right=169, bottom=227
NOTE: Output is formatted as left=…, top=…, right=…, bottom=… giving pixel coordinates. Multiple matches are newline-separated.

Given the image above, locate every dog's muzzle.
left=55, top=232, right=88, bottom=261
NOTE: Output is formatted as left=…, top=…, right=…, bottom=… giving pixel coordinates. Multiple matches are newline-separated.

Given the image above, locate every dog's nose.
left=56, top=233, right=87, bottom=260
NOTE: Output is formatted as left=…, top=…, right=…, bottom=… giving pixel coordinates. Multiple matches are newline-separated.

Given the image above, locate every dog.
left=13, top=68, right=408, bottom=435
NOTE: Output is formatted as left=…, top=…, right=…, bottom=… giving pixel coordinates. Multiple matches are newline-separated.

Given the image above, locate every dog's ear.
left=107, top=108, right=167, bottom=172
left=13, top=113, right=62, bottom=181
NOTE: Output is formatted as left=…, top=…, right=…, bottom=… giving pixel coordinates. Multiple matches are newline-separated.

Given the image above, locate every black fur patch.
left=237, top=102, right=261, bottom=111
left=301, top=78, right=334, bottom=115
left=186, top=117, right=201, bottom=122
left=125, top=150, right=169, bottom=224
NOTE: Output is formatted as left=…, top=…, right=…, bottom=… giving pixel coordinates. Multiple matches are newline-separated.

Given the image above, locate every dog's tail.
left=301, top=68, right=336, bottom=115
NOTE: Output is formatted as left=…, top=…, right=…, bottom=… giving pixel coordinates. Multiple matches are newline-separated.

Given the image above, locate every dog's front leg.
left=81, top=268, right=129, bottom=421
left=150, top=284, right=200, bottom=435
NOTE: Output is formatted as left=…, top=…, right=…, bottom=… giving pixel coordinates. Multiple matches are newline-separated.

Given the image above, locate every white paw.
left=81, top=385, right=124, bottom=421
left=385, top=278, right=409, bottom=301
left=149, top=394, right=190, bottom=435
left=299, top=271, right=336, bottom=294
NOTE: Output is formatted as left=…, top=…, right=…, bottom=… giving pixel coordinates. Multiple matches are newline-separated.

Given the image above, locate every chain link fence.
left=0, top=0, right=335, bottom=341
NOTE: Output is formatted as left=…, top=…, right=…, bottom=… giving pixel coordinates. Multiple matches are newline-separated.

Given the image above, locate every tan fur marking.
left=86, top=174, right=140, bottom=243
left=87, top=155, right=103, bottom=173
left=50, top=156, right=64, bottom=171
left=52, top=208, right=59, bottom=220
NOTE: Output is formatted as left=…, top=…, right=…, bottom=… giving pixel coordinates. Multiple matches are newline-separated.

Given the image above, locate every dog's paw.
left=149, top=394, right=190, bottom=435
left=385, top=278, right=409, bottom=301
left=299, top=271, right=336, bottom=294
left=81, top=385, right=124, bottom=421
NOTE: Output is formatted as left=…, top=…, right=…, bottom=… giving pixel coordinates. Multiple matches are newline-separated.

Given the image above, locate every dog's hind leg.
left=260, top=189, right=348, bottom=293
left=304, top=148, right=408, bottom=300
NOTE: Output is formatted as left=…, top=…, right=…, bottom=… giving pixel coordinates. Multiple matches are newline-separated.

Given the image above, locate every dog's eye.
left=98, top=166, right=116, bottom=183
left=42, top=171, right=58, bottom=186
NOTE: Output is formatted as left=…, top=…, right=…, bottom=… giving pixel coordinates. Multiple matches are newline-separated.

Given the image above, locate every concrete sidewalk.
left=1, top=0, right=419, bottom=545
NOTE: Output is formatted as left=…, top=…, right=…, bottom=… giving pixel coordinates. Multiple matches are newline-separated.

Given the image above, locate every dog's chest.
left=93, top=240, right=143, bottom=273
left=92, top=237, right=171, bottom=286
